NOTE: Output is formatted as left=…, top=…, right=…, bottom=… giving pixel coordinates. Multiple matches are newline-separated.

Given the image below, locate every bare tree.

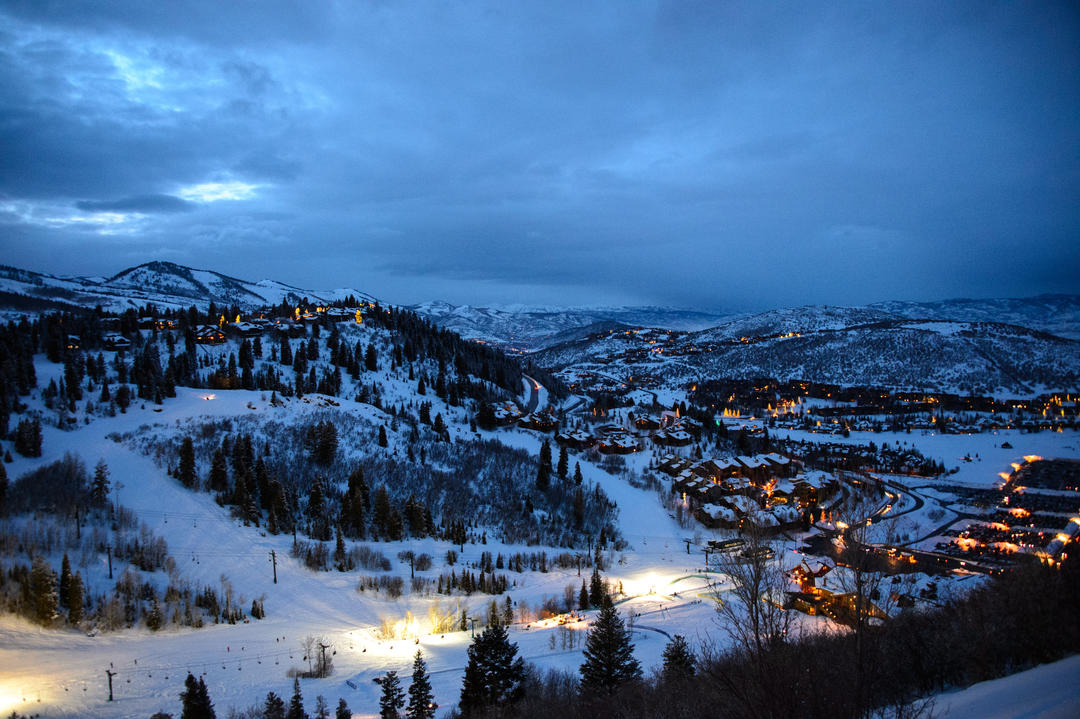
left=709, top=522, right=792, bottom=717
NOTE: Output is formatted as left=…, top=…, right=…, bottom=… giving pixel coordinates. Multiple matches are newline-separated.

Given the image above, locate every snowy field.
left=3, top=376, right=1079, bottom=716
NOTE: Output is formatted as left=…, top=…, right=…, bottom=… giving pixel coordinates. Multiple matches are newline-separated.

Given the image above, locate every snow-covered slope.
left=536, top=316, right=1080, bottom=396
left=871, top=294, right=1080, bottom=340
left=0, top=261, right=375, bottom=313
left=410, top=301, right=729, bottom=349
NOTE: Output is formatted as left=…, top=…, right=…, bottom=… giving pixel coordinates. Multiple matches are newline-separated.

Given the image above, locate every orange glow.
left=1024, top=455, right=1043, bottom=463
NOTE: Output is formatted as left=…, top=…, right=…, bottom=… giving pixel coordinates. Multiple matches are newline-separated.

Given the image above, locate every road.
left=522, top=374, right=542, bottom=413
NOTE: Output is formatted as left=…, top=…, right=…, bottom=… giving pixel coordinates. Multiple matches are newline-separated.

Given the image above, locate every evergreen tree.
left=378, top=425, right=388, bottom=447
left=573, top=462, right=583, bottom=486
left=557, top=445, right=569, bottom=480
left=286, top=677, right=306, bottom=719
left=209, top=447, right=229, bottom=493
left=59, top=554, right=72, bottom=608
left=589, top=567, right=605, bottom=607
left=335, top=698, right=351, bottom=719
left=14, top=416, right=42, bottom=457
left=405, top=650, right=436, bottom=719
left=91, top=460, right=110, bottom=506
left=179, top=436, right=197, bottom=488
left=29, top=556, right=58, bottom=625
left=0, top=460, right=8, bottom=516
left=660, top=634, right=696, bottom=682
left=263, top=692, right=286, bottom=719
left=313, top=695, right=330, bottom=719
left=579, top=580, right=590, bottom=611
left=378, top=670, right=405, bottom=719
left=67, top=572, right=84, bottom=625
left=180, top=673, right=215, bottom=719
left=458, top=624, right=525, bottom=716
left=365, top=344, right=378, bottom=372
left=579, top=602, right=641, bottom=695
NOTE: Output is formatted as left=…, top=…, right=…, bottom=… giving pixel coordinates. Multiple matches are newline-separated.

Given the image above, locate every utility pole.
left=107, top=544, right=113, bottom=580
left=269, top=550, right=277, bottom=584
left=318, top=641, right=330, bottom=677
left=684, top=538, right=692, bottom=554
left=105, top=669, right=116, bottom=701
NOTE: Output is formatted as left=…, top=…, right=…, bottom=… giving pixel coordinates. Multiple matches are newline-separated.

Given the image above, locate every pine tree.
left=579, top=602, right=641, bottom=695
left=67, top=572, right=84, bottom=625
left=180, top=673, right=215, bottom=719
left=536, top=441, right=551, bottom=491
left=378, top=425, right=388, bottom=447
left=589, top=567, right=605, bottom=608
left=458, top=624, right=524, bottom=716
left=263, top=692, right=286, bottom=719
left=179, top=436, right=197, bottom=488
left=660, top=634, right=696, bottom=682
left=0, top=460, right=8, bottom=516
left=557, top=445, right=569, bottom=480
left=59, top=553, right=72, bottom=608
left=406, top=650, right=436, bottom=719
left=90, top=460, right=110, bottom=507
left=335, top=698, right=350, bottom=719
left=579, top=580, right=590, bottom=611
left=573, top=462, right=583, bottom=486
left=29, top=556, right=58, bottom=625
left=286, top=677, right=306, bottom=719
left=209, top=447, right=229, bottom=493
left=378, top=670, right=405, bottom=719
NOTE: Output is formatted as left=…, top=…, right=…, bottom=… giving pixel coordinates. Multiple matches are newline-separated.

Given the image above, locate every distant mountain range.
left=408, top=301, right=730, bottom=350
left=0, top=261, right=374, bottom=314
left=534, top=309, right=1080, bottom=397
left=1, top=260, right=1077, bottom=394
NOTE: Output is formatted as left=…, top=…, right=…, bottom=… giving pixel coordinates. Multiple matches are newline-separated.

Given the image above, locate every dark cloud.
left=75, top=194, right=194, bottom=213
left=1, top=1, right=1078, bottom=310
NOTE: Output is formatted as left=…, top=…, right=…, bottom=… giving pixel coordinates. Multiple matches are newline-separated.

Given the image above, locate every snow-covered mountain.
left=535, top=311, right=1080, bottom=397
left=409, top=301, right=730, bottom=349
left=869, top=294, right=1080, bottom=340
left=0, top=261, right=375, bottom=313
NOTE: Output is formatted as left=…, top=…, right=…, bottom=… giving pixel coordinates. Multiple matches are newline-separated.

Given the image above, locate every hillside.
left=535, top=314, right=1080, bottom=396
left=410, top=301, right=729, bottom=350
left=871, top=294, right=1080, bottom=340
left=0, top=261, right=375, bottom=314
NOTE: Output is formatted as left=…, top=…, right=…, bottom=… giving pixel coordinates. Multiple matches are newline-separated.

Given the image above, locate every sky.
left=1, top=1, right=1078, bottom=312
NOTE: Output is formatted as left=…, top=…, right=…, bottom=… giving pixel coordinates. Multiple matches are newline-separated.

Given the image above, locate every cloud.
left=76, top=194, right=194, bottom=213
left=0, top=1, right=1076, bottom=310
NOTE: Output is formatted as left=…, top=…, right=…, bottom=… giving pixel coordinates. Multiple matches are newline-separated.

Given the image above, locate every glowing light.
left=202, top=394, right=216, bottom=401
left=1024, top=455, right=1043, bottom=463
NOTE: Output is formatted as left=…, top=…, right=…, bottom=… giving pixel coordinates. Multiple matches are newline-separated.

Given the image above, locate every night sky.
left=1, top=1, right=1078, bottom=311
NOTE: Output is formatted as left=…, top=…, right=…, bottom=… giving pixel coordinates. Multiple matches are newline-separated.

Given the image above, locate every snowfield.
left=2, top=373, right=1079, bottom=716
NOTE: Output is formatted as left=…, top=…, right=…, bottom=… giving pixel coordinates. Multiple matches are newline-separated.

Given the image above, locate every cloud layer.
left=2, top=1, right=1078, bottom=310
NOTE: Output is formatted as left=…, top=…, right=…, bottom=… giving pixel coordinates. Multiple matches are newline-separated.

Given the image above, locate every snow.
left=933, top=654, right=1080, bottom=718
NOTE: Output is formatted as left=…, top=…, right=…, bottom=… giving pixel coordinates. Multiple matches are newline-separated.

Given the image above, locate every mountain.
left=410, top=301, right=730, bottom=350
left=0, top=261, right=375, bottom=314
left=869, top=294, right=1080, bottom=339
left=534, top=308, right=1080, bottom=397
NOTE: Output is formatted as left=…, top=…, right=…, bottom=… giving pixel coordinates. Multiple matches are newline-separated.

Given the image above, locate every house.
left=555, top=429, right=595, bottom=450
left=597, top=427, right=639, bottom=454
left=103, top=334, right=132, bottom=351
left=491, top=401, right=524, bottom=427
left=228, top=322, right=262, bottom=338
left=65, top=334, right=81, bottom=350
left=653, top=428, right=693, bottom=447
left=194, top=325, right=227, bottom=344
left=633, top=416, right=661, bottom=432
left=520, top=408, right=558, bottom=432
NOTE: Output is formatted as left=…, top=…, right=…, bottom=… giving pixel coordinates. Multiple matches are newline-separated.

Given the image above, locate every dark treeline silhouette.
left=478, top=554, right=1080, bottom=719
